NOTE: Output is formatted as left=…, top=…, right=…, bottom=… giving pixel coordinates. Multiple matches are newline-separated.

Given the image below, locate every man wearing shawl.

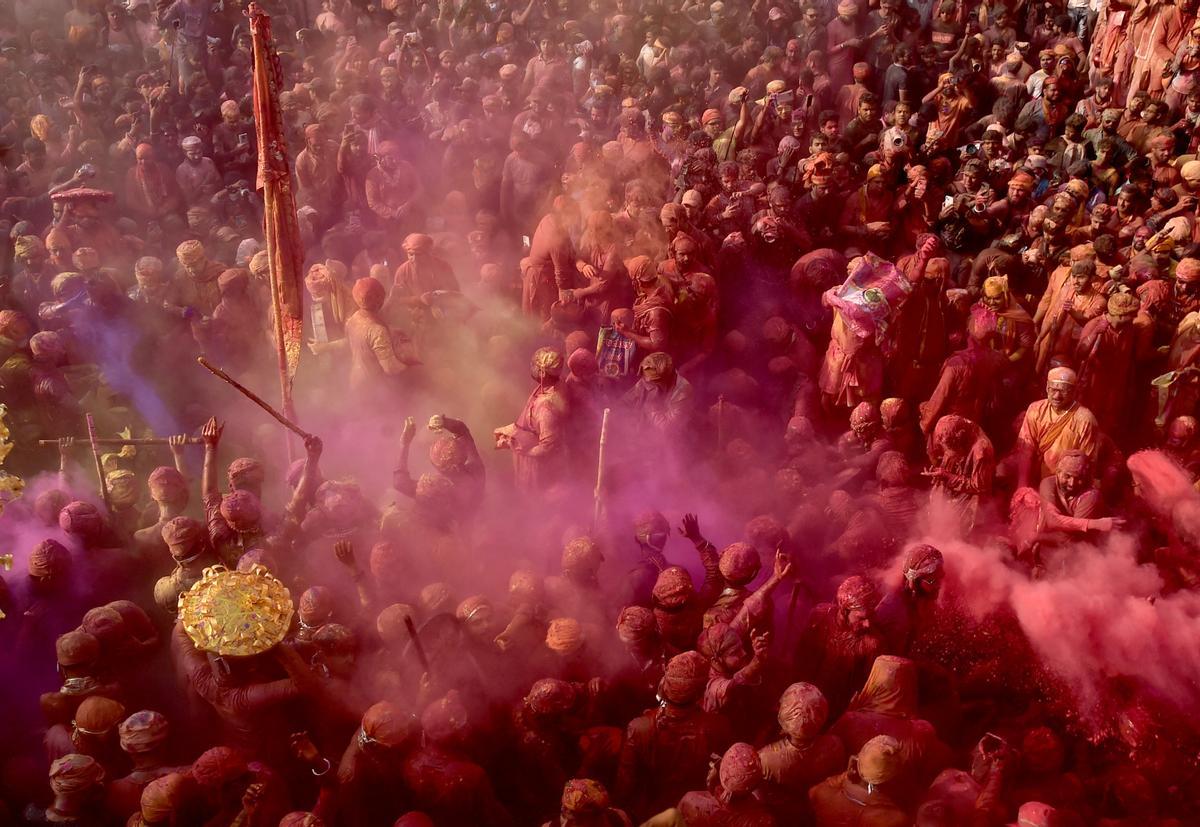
left=384, top=233, right=460, bottom=323
left=495, top=347, right=569, bottom=494
left=342, top=277, right=409, bottom=396
left=1076, top=292, right=1141, bottom=434
left=926, top=414, right=995, bottom=532
left=1016, top=367, right=1101, bottom=486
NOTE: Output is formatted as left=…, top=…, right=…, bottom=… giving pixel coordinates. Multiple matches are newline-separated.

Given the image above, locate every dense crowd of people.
left=5, top=0, right=1200, bottom=823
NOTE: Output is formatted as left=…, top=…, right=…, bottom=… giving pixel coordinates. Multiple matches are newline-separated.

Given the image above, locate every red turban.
left=219, top=490, right=261, bottom=530
left=140, top=773, right=194, bottom=823
left=421, top=692, right=468, bottom=744
left=836, top=575, right=878, bottom=611
left=718, top=542, right=761, bottom=584
left=362, top=701, right=416, bottom=747
left=56, top=630, right=100, bottom=667
left=81, top=606, right=123, bottom=643
left=29, top=539, right=69, bottom=578
left=189, top=746, right=247, bottom=790
left=562, top=536, right=604, bottom=574
left=279, top=813, right=324, bottom=827
left=161, top=516, right=204, bottom=551
left=659, top=651, right=709, bottom=705
left=525, top=678, right=577, bottom=716
left=561, top=779, right=610, bottom=814
left=226, top=457, right=264, bottom=488
left=352, top=277, right=386, bottom=311
left=652, top=566, right=694, bottom=608
left=698, top=622, right=744, bottom=663
left=148, top=466, right=187, bottom=499
left=428, top=436, right=467, bottom=472
left=778, top=682, right=828, bottom=739
left=616, top=606, right=657, bottom=644
left=74, top=696, right=126, bottom=734
left=59, top=501, right=103, bottom=537
left=902, top=544, right=944, bottom=582
left=718, top=743, right=763, bottom=795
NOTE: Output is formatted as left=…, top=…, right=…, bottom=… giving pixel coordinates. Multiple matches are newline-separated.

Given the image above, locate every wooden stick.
left=592, top=408, right=611, bottom=531
left=85, top=414, right=112, bottom=513
left=404, top=615, right=430, bottom=672
left=39, top=437, right=204, bottom=446
left=197, top=357, right=312, bottom=441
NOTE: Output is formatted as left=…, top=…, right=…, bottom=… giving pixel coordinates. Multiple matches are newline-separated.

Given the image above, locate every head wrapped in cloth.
left=161, top=516, right=206, bottom=562
left=836, top=575, right=878, bottom=612
left=562, top=535, right=604, bottom=577
left=718, top=743, right=763, bottom=800
left=192, top=747, right=252, bottom=794
left=856, top=735, right=903, bottom=785
left=352, top=277, right=386, bottom=311
left=219, top=490, right=261, bottom=532
left=13, top=234, right=45, bottom=262
left=698, top=622, right=746, bottom=670
left=81, top=606, right=123, bottom=647
left=175, top=240, right=206, bottom=268
left=422, top=692, right=469, bottom=744
left=778, top=682, right=829, bottom=740
left=375, top=604, right=416, bottom=646
left=59, top=501, right=104, bottom=539
left=640, top=351, right=675, bottom=383
left=652, top=566, right=694, bottom=608
left=525, top=678, right=577, bottom=717
left=429, top=435, right=468, bottom=473
left=902, top=543, right=944, bottom=587
left=279, top=813, right=325, bottom=827
left=30, top=539, right=69, bottom=578
left=546, top=617, right=584, bottom=655
left=30, top=331, right=66, bottom=365
left=634, top=511, right=670, bottom=549
left=148, top=466, right=187, bottom=502
left=420, top=582, right=453, bottom=615
left=718, top=542, right=761, bottom=585
left=118, top=710, right=169, bottom=754
left=139, top=773, right=194, bottom=824
left=1047, top=366, right=1077, bottom=387
left=226, top=457, right=264, bottom=491
left=1107, top=291, right=1139, bottom=316
left=561, top=779, right=611, bottom=815
left=531, top=346, right=564, bottom=380
left=74, top=696, right=126, bottom=736
left=659, top=650, right=709, bottom=705
left=48, top=754, right=105, bottom=796
left=849, top=655, right=918, bottom=715
left=56, top=630, right=100, bottom=667
left=361, top=700, right=416, bottom=747
left=105, top=469, right=138, bottom=508
left=616, top=605, right=657, bottom=645
left=849, top=401, right=880, bottom=432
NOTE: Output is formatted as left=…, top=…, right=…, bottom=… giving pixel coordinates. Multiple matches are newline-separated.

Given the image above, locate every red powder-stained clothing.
left=797, top=605, right=889, bottom=714
left=402, top=746, right=513, bottom=825
left=1016, top=400, right=1101, bottom=483
left=344, top=308, right=407, bottom=392
left=1076, top=315, right=1137, bottom=435
left=616, top=706, right=733, bottom=822
left=809, top=774, right=910, bottom=827
left=920, top=344, right=1003, bottom=433
left=819, top=311, right=885, bottom=409
left=511, top=383, right=569, bottom=493
left=758, top=734, right=846, bottom=820
left=524, top=214, right=578, bottom=320
left=671, top=790, right=777, bottom=826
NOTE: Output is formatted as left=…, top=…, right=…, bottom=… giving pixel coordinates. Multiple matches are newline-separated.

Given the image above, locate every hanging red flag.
left=246, top=2, right=304, bottom=420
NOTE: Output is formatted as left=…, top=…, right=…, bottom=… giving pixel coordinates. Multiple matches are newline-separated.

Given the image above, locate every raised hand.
left=678, top=513, right=701, bottom=543
left=201, top=416, right=223, bottom=447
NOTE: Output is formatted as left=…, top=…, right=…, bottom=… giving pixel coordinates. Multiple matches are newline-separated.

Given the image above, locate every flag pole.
left=247, top=2, right=305, bottom=461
